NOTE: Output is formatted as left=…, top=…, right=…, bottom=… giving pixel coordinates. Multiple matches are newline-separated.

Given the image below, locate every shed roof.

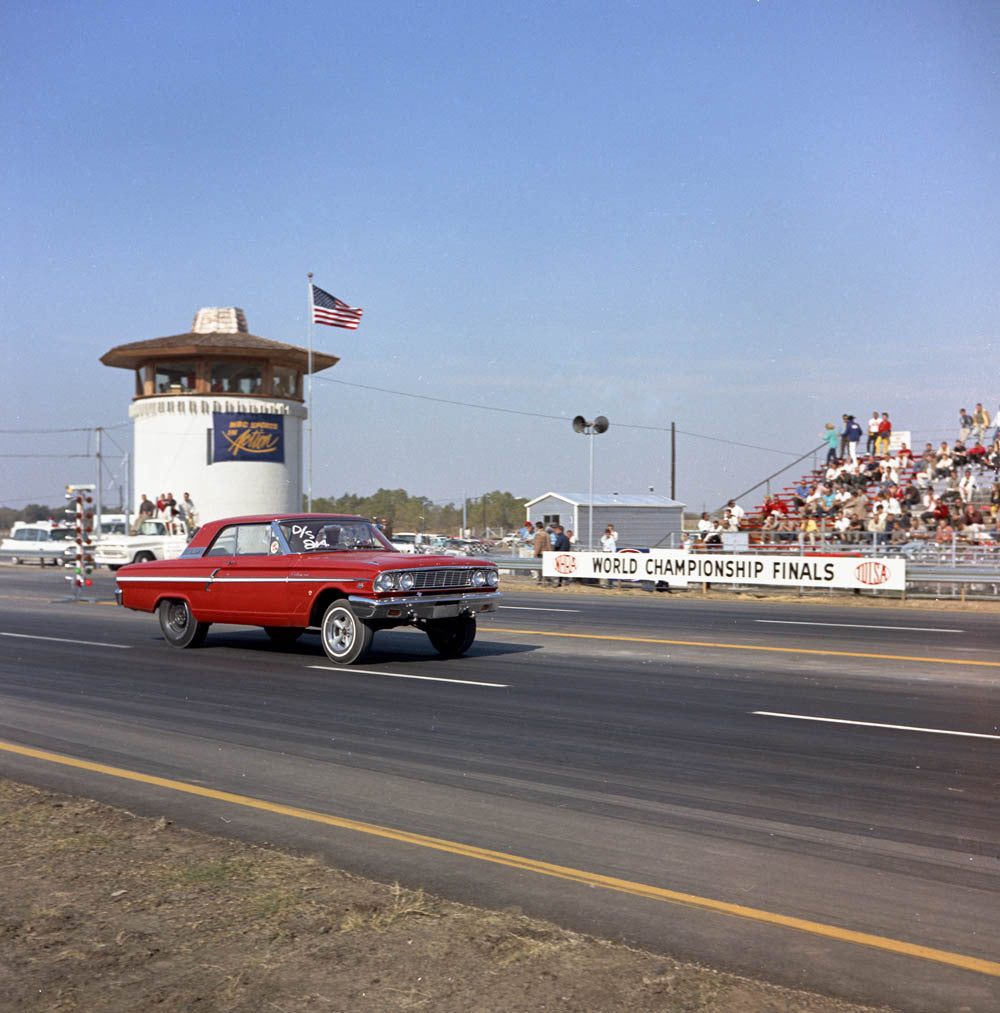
left=525, top=492, right=686, bottom=509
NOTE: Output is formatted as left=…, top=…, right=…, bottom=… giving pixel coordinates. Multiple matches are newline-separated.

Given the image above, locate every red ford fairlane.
left=115, top=514, right=501, bottom=664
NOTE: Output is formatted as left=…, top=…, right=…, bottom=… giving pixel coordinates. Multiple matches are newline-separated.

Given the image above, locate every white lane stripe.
left=1, top=632, right=130, bottom=649
left=308, top=666, right=507, bottom=687
left=501, top=606, right=581, bottom=613
left=754, top=620, right=963, bottom=633
left=753, top=711, right=1000, bottom=741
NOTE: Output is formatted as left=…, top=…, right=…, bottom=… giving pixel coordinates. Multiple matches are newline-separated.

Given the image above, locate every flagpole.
left=306, top=272, right=314, bottom=512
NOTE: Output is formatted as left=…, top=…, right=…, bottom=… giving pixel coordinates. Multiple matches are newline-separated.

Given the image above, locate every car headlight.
left=374, top=572, right=397, bottom=591
left=472, top=569, right=487, bottom=587
left=398, top=572, right=415, bottom=591
left=486, top=570, right=499, bottom=587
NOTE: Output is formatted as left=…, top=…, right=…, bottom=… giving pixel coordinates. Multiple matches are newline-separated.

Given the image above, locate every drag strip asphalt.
left=1, top=568, right=998, bottom=1011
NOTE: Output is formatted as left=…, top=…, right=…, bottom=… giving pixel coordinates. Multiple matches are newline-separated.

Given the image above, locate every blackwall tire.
left=264, top=626, right=305, bottom=647
left=425, top=615, right=476, bottom=658
left=158, top=599, right=210, bottom=648
left=135, top=552, right=155, bottom=563
left=320, top=601, right=373, bottom=664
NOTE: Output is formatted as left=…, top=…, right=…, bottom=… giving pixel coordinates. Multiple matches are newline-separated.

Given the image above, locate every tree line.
left=309, top=489, right=527, bottom=535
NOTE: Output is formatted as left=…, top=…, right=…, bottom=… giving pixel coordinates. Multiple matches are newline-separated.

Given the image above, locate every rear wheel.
left=134, top=551, right=155, bottom=563
left=425, top=615, right=476, bottom=657
left=264, top=626, right=304, bottom=647
left=158, top=598, right=210, bottom=648
left=320, top=601, right=373, bottom=664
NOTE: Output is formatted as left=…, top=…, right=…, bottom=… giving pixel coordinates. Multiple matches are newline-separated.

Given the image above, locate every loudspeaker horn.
left=593, top=416, right=609, bottom=433
left=572, top=415, right=587, bottom=433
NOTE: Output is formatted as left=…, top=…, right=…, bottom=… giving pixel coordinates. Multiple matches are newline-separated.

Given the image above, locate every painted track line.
left=0, top=739, right=997, bottom=978
left=308, top=666, right=507, bottom=687
left=753, top=711, right=1000, bottom=741
left=0, top=631, right=130, bottom=649
left=754, top=620, right=963, bottom=633
left=479, top=626, right=1000, bottom=668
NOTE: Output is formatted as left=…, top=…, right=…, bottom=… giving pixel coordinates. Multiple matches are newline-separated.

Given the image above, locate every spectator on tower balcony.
left=875, top=412, right=892, bottom=456
left=866, top=412, right=880, bottom=457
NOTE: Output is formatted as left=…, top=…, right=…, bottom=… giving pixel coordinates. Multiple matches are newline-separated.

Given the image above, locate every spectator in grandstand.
left=800, top=515, right=819, bottom=546
left=866, top=412, right=881, bottom=457
left=726, top=500, right=745, bottom=527
left=697, top=511, right=713, bottom=540
left=867, top=504, right=887, bottom=546
left=704, top=522, right=723, bottom=547
left=959, top=408, right=973, bottom=442
left=935, top=519, right=955, bottom=544
left=988, top=439, right=1000, bottom=474
left=820, top=422, right=839, bottom=466
left=831, top=511, right=851, bottom=544
left=896, top=443, right=914, bottom=467
left=966, top=439, right=987, bottom=466
left=991, top=481, right=1000, bottom=521
left=791, top=479, right=810, bottom=509
left=952, top=439, right=969, bottom=470
left=959, top=469, right=977, bottom=503
left=844, top=415, right=862, bottom=463
left=921, top=442, right=936, bottom=472
left=722, top=508, right=740, bottom=532
left=972, top=403, right=991, bottom=442
left=935, top=444, right=955, bottom=479
left=759, top=512, right=778, bottom=544
left=776, top=515, right=797, bottom=542
left=962, top=503, right=985, bottom=538
left=838, top=414, right=851, bottom=458
left=875, top=412, right=892, bottom=456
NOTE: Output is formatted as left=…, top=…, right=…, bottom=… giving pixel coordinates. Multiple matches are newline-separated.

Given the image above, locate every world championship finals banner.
left=542, top=550, right=906, bottom=591
left=212, top=413, right=284, bottom=463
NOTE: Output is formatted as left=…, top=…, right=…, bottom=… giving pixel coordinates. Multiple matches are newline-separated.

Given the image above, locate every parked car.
left=1, top=522, right=75, bottom=565
left=115, top=514, right=502, bottom=664
left=93, top=519, right=191, bottom=570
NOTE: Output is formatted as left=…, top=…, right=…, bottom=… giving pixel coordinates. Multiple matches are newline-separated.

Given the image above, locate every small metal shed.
left=524, top=492, right=686, bottom=550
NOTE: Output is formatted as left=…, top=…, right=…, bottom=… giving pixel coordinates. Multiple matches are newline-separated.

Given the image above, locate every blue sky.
left=3, top=1, right=998, bottom=514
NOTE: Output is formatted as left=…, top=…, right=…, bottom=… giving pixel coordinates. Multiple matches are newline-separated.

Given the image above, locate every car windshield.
left=277, top=518, right=394, bottom=554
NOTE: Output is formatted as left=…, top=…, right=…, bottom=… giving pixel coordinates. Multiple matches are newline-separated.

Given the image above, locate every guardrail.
left=486, top=553, right=1000, bottom=598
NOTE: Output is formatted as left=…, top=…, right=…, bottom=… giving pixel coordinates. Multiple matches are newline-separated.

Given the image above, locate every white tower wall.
left=130, top=395, right=306, bottom=524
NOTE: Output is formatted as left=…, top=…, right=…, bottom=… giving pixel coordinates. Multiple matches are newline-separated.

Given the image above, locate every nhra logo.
left=855, top=561, right=891, bottom=586
left=554, top=554, right=577, bottom=574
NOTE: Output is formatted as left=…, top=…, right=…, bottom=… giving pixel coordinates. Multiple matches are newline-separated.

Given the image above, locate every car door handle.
left=205, top=567, right=220, bottom=591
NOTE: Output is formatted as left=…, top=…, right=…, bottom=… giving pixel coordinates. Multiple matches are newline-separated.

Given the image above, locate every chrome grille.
left=411, top=567, right=474, bottom=590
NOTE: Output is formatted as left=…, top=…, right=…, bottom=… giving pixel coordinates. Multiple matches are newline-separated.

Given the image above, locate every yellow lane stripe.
left=1, top=739, right=997, bottom=978
left=481, top=627, right=1000, bottom=668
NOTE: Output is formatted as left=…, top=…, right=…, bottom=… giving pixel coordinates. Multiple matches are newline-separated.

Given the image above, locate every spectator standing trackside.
left=550, top=525, right=571, bottom=586
left=532, top=522, right=551, bottom=584
left=600, top=525, right=618, bottom=588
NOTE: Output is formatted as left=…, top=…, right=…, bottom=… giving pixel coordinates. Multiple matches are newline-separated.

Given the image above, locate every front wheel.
left=158, top=598, right=210, bottom=648
left=264, top=626, right=304, bottom=647
left=320, top=601, right=373, bottom=664
left=425, top=615, right=476, bottom=658
left=134, top=551, right=155, bottom=563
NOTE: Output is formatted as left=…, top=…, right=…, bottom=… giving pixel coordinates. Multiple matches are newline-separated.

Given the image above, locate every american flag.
left=311, top=285, right=363, bottom=329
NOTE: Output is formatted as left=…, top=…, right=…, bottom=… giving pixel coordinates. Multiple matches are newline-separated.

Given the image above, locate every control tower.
left=101, top=307, right=338, bottom=524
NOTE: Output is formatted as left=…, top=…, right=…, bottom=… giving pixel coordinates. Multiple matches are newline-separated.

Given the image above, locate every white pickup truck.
left=95, top=520, right=191, bottom=570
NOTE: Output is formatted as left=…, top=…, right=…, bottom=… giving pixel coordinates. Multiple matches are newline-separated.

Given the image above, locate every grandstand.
left=719, top=436, right=1000, bottom=550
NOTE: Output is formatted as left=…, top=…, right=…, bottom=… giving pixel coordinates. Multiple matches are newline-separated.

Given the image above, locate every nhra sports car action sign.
left=542, top=550, right=906, bottom=591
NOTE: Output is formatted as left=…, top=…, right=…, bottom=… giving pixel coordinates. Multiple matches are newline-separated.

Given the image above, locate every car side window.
left=235, top=524, right=272, bottom=556
left=206, top=527, right=238, bottom=557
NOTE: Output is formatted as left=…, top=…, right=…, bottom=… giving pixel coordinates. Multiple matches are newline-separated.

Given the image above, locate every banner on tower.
left=212, top=413, right=284, bottom=463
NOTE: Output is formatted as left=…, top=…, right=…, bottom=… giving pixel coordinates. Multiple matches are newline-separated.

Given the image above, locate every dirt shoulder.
left=0, top=779, right=899, bottom=1013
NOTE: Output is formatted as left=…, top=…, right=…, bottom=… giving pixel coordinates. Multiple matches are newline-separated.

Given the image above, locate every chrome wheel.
left=320, top=601, right=373, bottom=664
